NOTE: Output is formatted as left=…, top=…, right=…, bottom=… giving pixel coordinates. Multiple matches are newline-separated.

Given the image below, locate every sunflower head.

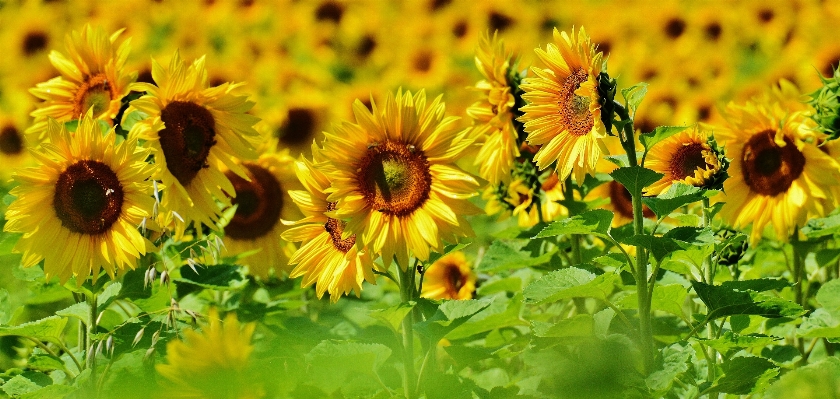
left=4, top=111, right=154, bottom=284
left=323, top=89, right=480, bottom=269
left=518, top=27, right=607, bottom=184
left=808, top=66, right=840, bottom=140
left=644, top=126, right=729, bottom=195
left=156, top=309, right=263, bottom=399
left=421, top=252, right=476, bottom=300
left=27, top=25, right=135, bottom=145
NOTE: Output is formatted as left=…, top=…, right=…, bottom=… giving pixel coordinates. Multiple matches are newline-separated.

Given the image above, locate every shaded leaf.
left=642, top=183, right=705, bottom=218
left=0, top=316, right=68, bottom=345
left=692, top=280, right=803, bottom=320
left=609, top=166, right=663, bottom=195
left=523, top=268, right=617, bottom=304
left=706, top=357, right=778, bottom=395
left=415, top=299, right=492, bottom=341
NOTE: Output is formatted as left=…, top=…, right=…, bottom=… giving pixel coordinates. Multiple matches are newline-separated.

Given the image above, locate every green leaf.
left=446, top=294, right=528, bottom=340
left=639, top=125, right=691, bottom=154
left=646, top=342, right=693, bottom=393
left=1, top=375, right=40, bottom=397
left=119, top=109, right=148, bottom=134
left=706, top=357, right=778, bottom=395
left=97, top=282, right=122, bottom=311
left=621, top=82, right=648, bottom=115
left=702, top=332, right=781, bottom=353
left=763, top=357, right=840, bottom=399
left=802, top=213, right=840, bottom=238
left=621, top=234, right=683, bottom=261
left=641, top=183, right=705, bottom=218
left=534, top=209, right=613, bottom=239
left=798, top=308, right=840, bottom=338
left=175, top=264, right=244, bottom=296
left=476, top=277, right=522, bottom=296
left=532, top=314, right=594, bottom=338
left=27, top=354, right=66, bottom=372
left=416, top=299, right=492, bottom=341
left=476, top=239, right=555, bottom=272
left=305, top=341, right=392, bottom=395
left=56, top=303, right=91, bottom=326
left=369, top=303, right=414, bottom=335
left=816, top=278, right=840, bottom=317
left=761, top=345, right=802, bottom=367
left=660, top=245, right=714, bottom=275
left=592, top=253, right=627, bottom=270
left=523, top=268, right=618, bottom=304
left=20, top=385, right=76, bottom=399
left=118, top=268, right=151, bottom=300
left=816, top=248, right=840, bottom=268
left=692, top=280, right=804, bottom=320
left=610, top=166, right=663, bottom=195
left=0, top=316, right=68, bottom=345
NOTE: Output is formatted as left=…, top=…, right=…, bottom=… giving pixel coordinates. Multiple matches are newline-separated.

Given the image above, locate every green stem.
left=615, top=100, right=654, bottom=374
left=701, top=197, right=719, bottom=397
left=397, top=261, right=417, bottom=399
left=73, top=293, right=86, bottom=352
left=86, top=293, right=99, bottom=398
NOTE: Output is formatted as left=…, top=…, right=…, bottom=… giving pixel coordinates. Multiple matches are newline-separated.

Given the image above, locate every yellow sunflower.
left=281, top=149, right=376, bottom=303
left=156, top=309, right=263, bottom=399
left=715, top=97, right=840, bottom=244
left=125, top=51, right=260, bottom=237
left=420, top=251, right=476, bottom=300
left=3, top=112, right=155, bottom=284
left=518, top=27, right=606, bottom=184
left=483, top=178, right=539, bottom=227
left=644, top=126, right=724, bottom=196
left=27, top=25, right=136, bottom=145
left=322, top=89, right=480, bottom=270
left=221, top=144, right=302, bottom=280
left=467, top=31, right=519, bottom=185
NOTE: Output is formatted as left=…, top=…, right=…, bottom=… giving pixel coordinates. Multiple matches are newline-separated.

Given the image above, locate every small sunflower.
left=221, top=145, right=302, bottom=280
left=323, top=89, right=480, bottom=269
left=156, top=309, right=263, bottom=399
left=715, top=97, right=840, bottom=244
left=27, top=25, right=136, bottom=145
left=420, top=251, right=476, bottom=300
left=518, top=27, right=606, bottom=184
left=282, top=149, right=375, bottom=303
left=0, top=113, right=32, bottom=180
left=4, top=112, right=155, bottom=284
left=644, top=126, right=726, bottom=195
left=125, top=51, right=260, bottom=237
left=467, top=31, right=519, bottom=185
left=484, top=178, right=539, bottom=227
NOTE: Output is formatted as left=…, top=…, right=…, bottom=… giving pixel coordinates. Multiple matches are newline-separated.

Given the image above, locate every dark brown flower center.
left=664, top=18, right=686, bottom=39
left=559, top=68, right=595, bottom=137
left=325, top=202, right=356, bottom=253
left=609, top=181, right=654, bottom=220
left=278, top=108, right=316, bottom=146
left=72, top=74, right=118, bottom=119
left=357, top=141, right=432, bottom=216
left=412, top=51, right=433, bottom=73
left=488, top=12, right=514, bottom=32
left=53, top=160, right=124, bottom=235
left=741, top=130, right=805, bottom=196
left=445, top=263, right=466, bottom=294
left=315, top=1, right=343, bottom=23
left=224, top=164, right=283, bottom=240
left=22, top=31, right=48, bottom=56
left=669, top=143, right=711, bottom=180
left=159, top=101, right=217, bottom=186
left=0, top=126, right=23, bottom=155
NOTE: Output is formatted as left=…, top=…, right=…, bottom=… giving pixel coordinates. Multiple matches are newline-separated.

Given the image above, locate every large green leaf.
left=175, top=264, right=244, bottom=296
left=802, top=213, right=840, bottom=238
left=415, top=299, right=492, bottom=341
left=446, top=294, right=528, bottom=340
left=705, top=357, right=778, bottom=395
left=609, top=166, right=663, bottom=195
left=476, top=239, right=556, bottom=272
left=534, top=209, right=613, bottom=239
left=646, top=342, right=693, bottom=393
left=305, top=341, right=392, bottom=395
left=639, top=125, right=691, bottom=155
left=523, top=268, right=618, bottom=304
left=764, top=357, right=840, bottom=399
left=368, top=302, right=414, bottom=336
left=692, top=280, right=803, bottom=320
left=0, top=316, right=68, bottom=345
left=641, top=183, right=705, bottom=218
left=701, top=332, right=781, bottom=353
left=531, top=314, right=594, bottom=338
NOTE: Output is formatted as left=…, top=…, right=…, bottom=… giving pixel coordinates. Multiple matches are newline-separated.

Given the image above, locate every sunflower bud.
left=808, top=67, right=840, bottom=140
left=597, top=71, right=616, bottom=134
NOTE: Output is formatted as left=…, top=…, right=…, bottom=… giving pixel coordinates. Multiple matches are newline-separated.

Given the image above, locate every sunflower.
left=518, top=27, right=606, bottom=184
left=27, top=25, right=136, bottom=145
left=3, top=112, right=155, bottom=284
left=483, top=178, right=539, bottom=227
left=0, top=110, right=33, bottom=181
left=644, top=126, right=725, bottom=195
left=221, top=143, right=302, bottom=280
left=125, top=51, right=260, bottom=237
left=715, top=97, right=840, bottom=245
left=281, top=148, right=375, bottom=303
left=156, top=309, right=263, bottom=399
left=467, top=31, right=519, bottom=185
left=420, top=251, right=476, bottom=300
left=322, top=89, right=480, bottom=270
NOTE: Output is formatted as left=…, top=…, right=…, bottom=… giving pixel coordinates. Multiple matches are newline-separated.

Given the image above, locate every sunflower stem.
left=615, top=100, right=655, bottom=374
left=397, top=261, right=418, bottom=399
left=86, top=292, right=99, bottom=398
left=701, top=197, right=719, bottom=398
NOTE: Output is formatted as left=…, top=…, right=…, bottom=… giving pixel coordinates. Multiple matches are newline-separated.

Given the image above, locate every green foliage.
left=523, top=267, right=618, bottom=304
left=609, top=166, right=663, bottom=195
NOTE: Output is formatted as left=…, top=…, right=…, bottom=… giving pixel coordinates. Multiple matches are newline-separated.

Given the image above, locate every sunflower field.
left=6, top=0, right=840, bottom=398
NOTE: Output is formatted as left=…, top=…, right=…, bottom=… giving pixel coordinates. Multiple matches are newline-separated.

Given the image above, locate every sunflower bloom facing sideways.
left=221, top=148, right=302, bottom=280
left=468, top=31, right=519, bottom=185
left=125, top=51, right=260, bottom=236
left=156, top=309, right=263, bottom=399
left=645, top=126, right=725, bottom=195
left=4, top=112, right=154, bottom=284
left=421, top=252, right=476, bottom=300
left=323, top=90, right=480, bottom=269
left=282, top=151, right=376, bottom=303
left=715, top=98, right=840, bottom=245
left=518, top=27, right=606, bottom=184
left=27, top=25, right=135, bottom=144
